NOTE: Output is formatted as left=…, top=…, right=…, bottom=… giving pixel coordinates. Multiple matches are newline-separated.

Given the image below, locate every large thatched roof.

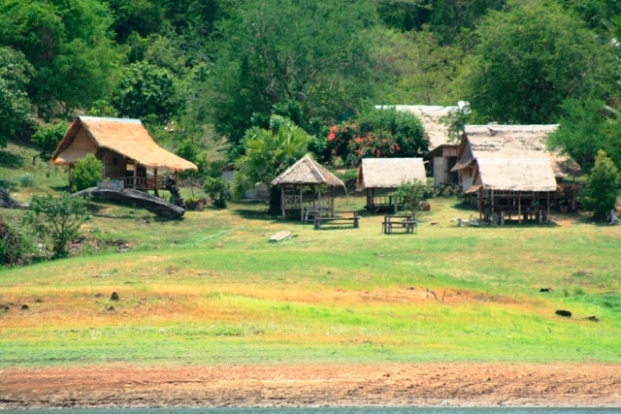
left=271, top=155, right=345, bottom=188
left=452, top=125, right=578, bottom=177
left=356, top=158, right=426, bottom=191
left=465, top=158, right=558, bottom=194
left=51, top=116, right=198, bottom=171
left=375, top=105, right=457, bottom=149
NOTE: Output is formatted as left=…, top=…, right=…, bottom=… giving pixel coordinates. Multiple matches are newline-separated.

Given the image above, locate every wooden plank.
left=269, top=231, right=292, bottom=243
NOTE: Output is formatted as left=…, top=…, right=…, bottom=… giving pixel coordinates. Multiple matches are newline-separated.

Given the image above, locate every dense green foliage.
left=0, top=0, right=620, bottom=170
left=581, top=150, right=620, bottom=221
left=22, top=192, right=91, bottom=258
left=548, top=99, right=621, bottom=172
left=0, top=47, right=32, bottom=147
left=0, top=214, right=35, bottom=265
left=70, top=154, right=103, bottom=191
left=233, top=118, right=311, bottom=212
left=460, top=0, right=617, bottom=124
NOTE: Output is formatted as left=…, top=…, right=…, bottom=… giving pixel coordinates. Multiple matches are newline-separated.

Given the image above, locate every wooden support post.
left=394, top=195, right=398, bottom=214
left=133, top=162, right=138, bottom=189
left=153, top=167, right=159, bottom=197
left=478, top=188, right=482, bottom=220
left=518, top=193, right=522, bottom=224
left=547, top=191, right=550, bottom=222
left=281, top=186, right=285, bottom=218
left=299, top=186, right=303, bottom=221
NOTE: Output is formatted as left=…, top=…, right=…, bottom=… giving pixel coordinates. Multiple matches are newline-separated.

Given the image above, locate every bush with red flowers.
left=326, top=108, right=428, bottom=166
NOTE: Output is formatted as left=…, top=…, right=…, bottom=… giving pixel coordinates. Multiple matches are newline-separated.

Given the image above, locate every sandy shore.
left=1, top=363, right=620, bottom=409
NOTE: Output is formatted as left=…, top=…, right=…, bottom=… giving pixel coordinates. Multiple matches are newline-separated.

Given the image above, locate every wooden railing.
left=108, top=176, right=167, bottom=190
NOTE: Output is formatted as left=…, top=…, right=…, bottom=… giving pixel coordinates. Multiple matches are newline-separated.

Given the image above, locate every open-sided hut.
left=51, top=116, right=197, bottom=192
left=452, top=125, right=580, bottom=222
left=356, top=158, right=427, bottom=213
left=465, top=158, right=558, bottom=223
left=271, top=155, right=345, bottom=220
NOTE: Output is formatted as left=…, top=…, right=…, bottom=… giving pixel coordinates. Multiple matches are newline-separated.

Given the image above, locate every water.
left=2, top=408, right=617, bottom=414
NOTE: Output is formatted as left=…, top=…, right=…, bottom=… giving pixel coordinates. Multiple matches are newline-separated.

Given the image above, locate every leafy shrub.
left=0, top=215, right=35, bottom=266
left=18, top=174, right=35, bottom=188
left=580, top=150, right=619, bottom=221
left=31, top=122, right=67, bottom=160
left=395, top=179, right=430, bottom=217
left=71, top=154, right=103, bottom=191
left=204, top=176, right=228, bottom=208
left=22, top=192, right=91, bottom=259
left=175, top=139, right=208, bottom=179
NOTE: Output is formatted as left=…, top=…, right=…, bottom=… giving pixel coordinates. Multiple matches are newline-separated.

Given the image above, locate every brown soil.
left=2, top=363, right=620, bottom=409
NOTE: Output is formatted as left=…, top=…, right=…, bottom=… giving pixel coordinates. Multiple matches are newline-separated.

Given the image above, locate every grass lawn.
left=1, top=189, right=620, bottom=367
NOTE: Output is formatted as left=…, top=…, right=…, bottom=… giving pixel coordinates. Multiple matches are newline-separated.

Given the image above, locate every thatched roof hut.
left=356, top=158, right=426, bottom=191
left=271, top=155, right=345, bottom=188
left=51, top=116, right=198, bottom=172
left=375, top=105, right=457, bottom=148
left=452, top=124, right=578, bottom=177
left=271, top=155, right=345, bottom=220
left=464, top=158, right=558, bottom=194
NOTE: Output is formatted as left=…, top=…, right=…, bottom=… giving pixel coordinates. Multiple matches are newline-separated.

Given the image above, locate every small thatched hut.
left=375, top=105, right=464, bottom=186
left=271, top=155, right=345, bottom=220
left=356, top=158, right=426, bottom=212
left=51, top=116, right=197, bottom=191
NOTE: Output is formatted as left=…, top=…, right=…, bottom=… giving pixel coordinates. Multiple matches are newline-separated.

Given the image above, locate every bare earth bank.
left=1, top=363, right=620, bottom=409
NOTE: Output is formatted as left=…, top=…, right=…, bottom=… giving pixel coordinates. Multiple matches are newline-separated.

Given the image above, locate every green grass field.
left=2, top=188, right=620, bottom=367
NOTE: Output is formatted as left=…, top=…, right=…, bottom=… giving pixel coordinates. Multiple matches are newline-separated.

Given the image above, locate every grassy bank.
left=1, top=195, right=620, bottom=367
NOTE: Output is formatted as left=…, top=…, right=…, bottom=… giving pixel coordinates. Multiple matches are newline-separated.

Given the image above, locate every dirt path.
left=1, top=363, right=620, bottom=409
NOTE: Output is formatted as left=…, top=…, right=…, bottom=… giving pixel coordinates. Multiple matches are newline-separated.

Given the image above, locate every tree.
left=0, top=0, right=122, bottom=118
left=327, top=107, right=428, bottom=166
left=457, top=0, right=617, bottom=124
left=71, top=154, right=103, bottom=191
left=233, top=119, right=311, bottom=213
left=373, top=28, right=461, bottom=105
left=0, top=46, right=33, bottom=147
left=112, top=61, right=178, bottom=123
left=22, top=192, right=91, bottom=258
left=547, top=99, right=621, bottom=172
left=581, top=150, right=620, bottom=221
left=206, top=0, right=378, bottom=145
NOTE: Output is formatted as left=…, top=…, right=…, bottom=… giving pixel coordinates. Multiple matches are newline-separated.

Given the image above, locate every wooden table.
left=383, top=215, right=417, bottom=234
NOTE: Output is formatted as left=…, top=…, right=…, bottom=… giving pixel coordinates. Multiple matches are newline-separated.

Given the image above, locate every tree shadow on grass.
left=231, top=207, right=280, bottom=222
left=0, top=179, right=17, bottom=192
left=0, top=150, right=24, bottom=169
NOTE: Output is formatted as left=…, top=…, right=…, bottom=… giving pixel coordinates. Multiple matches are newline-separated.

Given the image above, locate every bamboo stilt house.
left=51, top=116, right=198, bottom=191
left=356, top=158, right=427, bottom=213
left=451, top=125, right=581, bottom=223
left=271, top=155, right=345, bottom=220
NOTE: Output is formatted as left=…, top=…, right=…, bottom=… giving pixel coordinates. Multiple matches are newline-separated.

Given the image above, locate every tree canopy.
left=458, top=0, right=617, bottom=124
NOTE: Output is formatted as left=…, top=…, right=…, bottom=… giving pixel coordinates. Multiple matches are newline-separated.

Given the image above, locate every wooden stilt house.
left=51, top=117, right=198, bottom=192
left=356, top=158, right=427, bottom=213
left=271, top=155, right=346, bottom=221
left=452, top=125, right=581, bottom=223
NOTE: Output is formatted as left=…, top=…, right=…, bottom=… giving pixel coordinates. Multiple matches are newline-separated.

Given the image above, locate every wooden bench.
left=314, top=211, right=359, bottom=230
left=383, top=215, right=417, bottom=234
